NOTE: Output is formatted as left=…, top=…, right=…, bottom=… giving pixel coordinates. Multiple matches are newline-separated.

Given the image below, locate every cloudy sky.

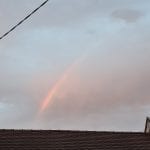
left=0, top=0, right=150, bottom=131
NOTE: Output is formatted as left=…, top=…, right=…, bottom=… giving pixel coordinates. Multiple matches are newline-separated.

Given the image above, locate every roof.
left=0, top=129, right=150, bottom=150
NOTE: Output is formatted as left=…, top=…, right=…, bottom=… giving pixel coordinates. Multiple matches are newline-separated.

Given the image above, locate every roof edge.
left=0, top=129, right=145, bottom=134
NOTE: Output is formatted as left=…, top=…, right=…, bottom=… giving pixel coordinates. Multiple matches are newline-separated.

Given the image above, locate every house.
left=0, top=118, right=150, bottom=150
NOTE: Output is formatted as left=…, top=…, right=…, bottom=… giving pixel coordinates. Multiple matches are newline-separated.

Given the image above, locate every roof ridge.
left=0, top=129, right=144, bottom=134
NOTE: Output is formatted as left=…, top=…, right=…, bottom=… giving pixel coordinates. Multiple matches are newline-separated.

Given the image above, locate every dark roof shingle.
left=0, top=129, right=150, bottom=150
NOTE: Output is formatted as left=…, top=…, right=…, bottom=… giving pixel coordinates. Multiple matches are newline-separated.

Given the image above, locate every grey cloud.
left=0, top=0, right=147, bottom=32
left=0, top=0, right=150, bottom=131
left=111, top=9, right=143, bottom=23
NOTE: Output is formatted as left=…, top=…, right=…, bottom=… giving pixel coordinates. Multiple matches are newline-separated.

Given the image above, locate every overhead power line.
left=0, top=0, right=49, bottom=40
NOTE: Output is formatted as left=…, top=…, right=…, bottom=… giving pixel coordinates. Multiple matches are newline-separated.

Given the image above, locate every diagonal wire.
left=0, top=0, right=49, bottom=40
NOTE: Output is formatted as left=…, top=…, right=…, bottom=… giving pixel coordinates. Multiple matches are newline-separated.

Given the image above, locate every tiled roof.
left=0, top=129, right=150, bottom=150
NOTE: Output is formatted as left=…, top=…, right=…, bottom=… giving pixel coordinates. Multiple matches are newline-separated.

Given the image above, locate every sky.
left=0, top=0, right=150, bottom=131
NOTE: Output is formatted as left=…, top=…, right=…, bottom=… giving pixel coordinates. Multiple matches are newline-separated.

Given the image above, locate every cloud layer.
left=111, top=9, right=143, bottom=23
left=0, top=0, right=150, bottom=131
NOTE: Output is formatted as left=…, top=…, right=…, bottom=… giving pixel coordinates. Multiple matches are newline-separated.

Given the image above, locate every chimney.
left=144, top=117, right=150, bottom=133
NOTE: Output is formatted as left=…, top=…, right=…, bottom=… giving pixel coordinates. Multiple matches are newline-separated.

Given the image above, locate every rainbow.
left=39, top=54, right=88, bottom=115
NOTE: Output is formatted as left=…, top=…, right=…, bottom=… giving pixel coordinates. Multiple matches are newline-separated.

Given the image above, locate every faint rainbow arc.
left=39, top=69, right=69, bottom=114
left=38, top=55, right=86, bottom=115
